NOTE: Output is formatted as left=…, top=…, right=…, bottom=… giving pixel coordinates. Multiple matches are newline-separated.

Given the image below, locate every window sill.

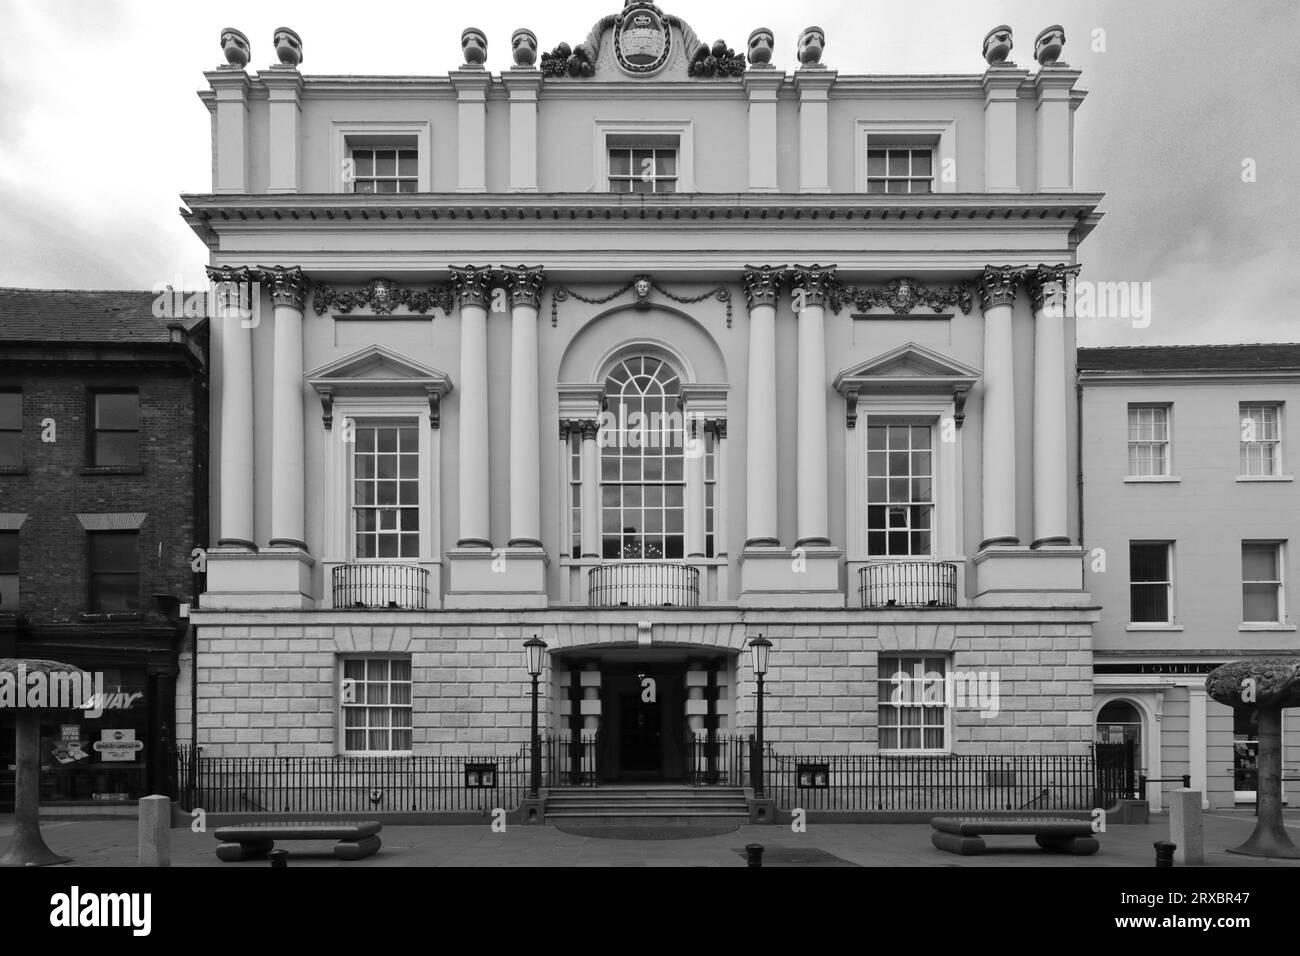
left=1125, top=623, right=1184, bottom=632
left=339, top=752, right=414, bottom=758
left=1235, top=475, right=1293, bottom=482
left=79, top=612, right=143, bottom=623
left=1239, top=623, right=1297, bottom=632
left=877, top=750, right=952, bottom=757
left=80, top=466, right=143, bottom=476
left=0, top=466, right=27, bottom=475
left=1123, top=475, right=1180, bottom=483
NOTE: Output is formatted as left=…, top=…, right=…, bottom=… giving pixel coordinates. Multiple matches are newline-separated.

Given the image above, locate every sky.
left=0, top=0, right=1296, bottom=347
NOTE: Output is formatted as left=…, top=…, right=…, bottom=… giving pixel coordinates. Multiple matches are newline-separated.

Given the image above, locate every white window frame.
left=330, top=121, right=432, bottom=194
left=592, top=119, right=695, bottom=193
left=349, top=419, right=422, bottom=561
left=1128, top=540, right=1174, bottom=626
left=864, top=418, right=937, bottom=558
left=847, top=399, right=961, bottom=562
left=855, top=120, right=957, bottom=194
left=1239, top=403, right=1284, bottom=479
left=339, top=655, right=413, bottom=756
left=1126, top=403, right=1172, bottom=478
left=1241, top=540, right=1285, bottom=625
left=877, top=654, right=951, bottom=754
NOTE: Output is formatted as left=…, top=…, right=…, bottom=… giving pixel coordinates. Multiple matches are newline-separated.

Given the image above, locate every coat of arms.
left=614, top=3, right=671, bottom=75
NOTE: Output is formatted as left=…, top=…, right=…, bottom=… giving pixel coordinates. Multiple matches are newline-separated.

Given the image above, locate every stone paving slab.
left=2, top=811, right=1299, bottom=867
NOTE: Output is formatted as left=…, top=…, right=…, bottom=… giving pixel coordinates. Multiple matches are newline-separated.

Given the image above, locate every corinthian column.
left=451, top=266, right=494, bottom=548
left=208, top=266, right=256, bottom=550
left=502, top=265, right=545, bottom=548
left=1027, top=264, right=1080, bottom=548
left=977, top=265, right=1025, bottom=549
left=742, top=266, right=784, bottom=547
left=262, top=265, right=309, bottom=550
left=788, top=264, right=836, bottom=548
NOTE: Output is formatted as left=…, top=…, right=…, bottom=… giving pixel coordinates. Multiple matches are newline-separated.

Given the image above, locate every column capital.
left=450, top=265, right=495, bottom=310
left=1026, top=263, right=1082, bottom=314
left=500, top=265, right=546, bottom=309
left=448, top=68, right=492, bottom=99
left=792, top=68, right=837, bottom=98
left=786, top=264, right=838, bottom=306
left=980, top=64, right=1029, bottom=96
left=255, top=265, right=308, bottom=311
left=500, top=67, right=543, bottom=99
left=742, top=69, right=785, bottom=98
left=976, top=265, right=1027, bottom=310
left=742, top=264, right=786, bottom=310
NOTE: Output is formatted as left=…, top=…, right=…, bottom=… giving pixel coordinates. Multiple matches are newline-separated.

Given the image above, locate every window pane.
left=1243, top=584, right=1279, bottom=622
left=0, top=434, right=19, bottom=468
left=656, top=151, right=677, bottom=176
left=1242, top=544, right=1277, bottom=580
left=1130, top=584, right=1169, bottom=623
left=95, top=393, right=138, bottom=429
left=0, top=393, right=19, bottom=430
left=867, top=150, right=886, bottom=176
left=0, top=532, right=16, bottom=573
left=90, top=532, right=136, bottom=569
left=375, top=151, right=396, bottom=177
left=911, top=150, right=932, bottom=176
left=1129, top=543, right=1168, bottom=582
left=91, top=574, right=139, bottom=612
left=887, top=150, right=909, bottom=176
left=354, top=152, right=373, bottom=176
left=398, top=151, right=417, bottom=177
left=609, top=150, right=630, bottom=177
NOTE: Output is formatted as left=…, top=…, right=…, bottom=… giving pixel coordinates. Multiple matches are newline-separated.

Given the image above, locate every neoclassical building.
left=180, top=8, right=1102, bottom=791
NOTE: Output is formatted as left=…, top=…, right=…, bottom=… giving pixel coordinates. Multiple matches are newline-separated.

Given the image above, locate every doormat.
left=557, top=824, right=740, bottom=840
left=731, top=846, right=859, bottom=866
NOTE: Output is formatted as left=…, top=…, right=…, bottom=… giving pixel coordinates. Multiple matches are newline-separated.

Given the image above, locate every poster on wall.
left=93, top=729, right=144, bottom=763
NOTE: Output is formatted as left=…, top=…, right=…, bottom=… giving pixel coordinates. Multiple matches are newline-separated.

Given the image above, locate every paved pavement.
left=3, top=810, right=1300, bottom=866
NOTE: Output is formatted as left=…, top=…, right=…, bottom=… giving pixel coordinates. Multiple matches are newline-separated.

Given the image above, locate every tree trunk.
left=1229, top=705, right=1300, bottom=858
left=0, top=710, right=70, bottom=866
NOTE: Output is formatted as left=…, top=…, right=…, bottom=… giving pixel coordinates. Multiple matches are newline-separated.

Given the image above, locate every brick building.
left=0, top=289, right=208, bottom=812
left=1080, top=344, right=1300, bottom=811
left=183, top=8, right=1103, bottom=813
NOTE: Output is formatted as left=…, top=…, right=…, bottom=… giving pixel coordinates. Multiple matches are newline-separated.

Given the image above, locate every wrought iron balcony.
left=859, top=561, right=958, bottom=609
left=331, top=563, right=429, bottom=610
left=588, top=562, right=700, bottom=608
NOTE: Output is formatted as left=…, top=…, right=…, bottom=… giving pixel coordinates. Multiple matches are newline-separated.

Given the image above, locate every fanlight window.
left=600, top=357, right=685, bottom=560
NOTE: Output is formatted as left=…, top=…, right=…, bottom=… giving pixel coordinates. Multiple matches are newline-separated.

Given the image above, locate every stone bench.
left=930, top=816, right=1099, bottom=856
left=213, top=821, right=383, bottom=862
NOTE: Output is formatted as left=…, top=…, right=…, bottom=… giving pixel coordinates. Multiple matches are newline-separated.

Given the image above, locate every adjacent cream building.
left=179, top=7, right=1104, bottom=796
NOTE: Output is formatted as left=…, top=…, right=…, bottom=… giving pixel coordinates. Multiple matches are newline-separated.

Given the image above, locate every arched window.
left=601, top=356, right=685, bottom=560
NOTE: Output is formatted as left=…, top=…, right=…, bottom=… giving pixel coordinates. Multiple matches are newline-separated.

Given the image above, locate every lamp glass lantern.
left=748, top=636, right=772, bottom=677
left=523, top=635, right=547, bottom=677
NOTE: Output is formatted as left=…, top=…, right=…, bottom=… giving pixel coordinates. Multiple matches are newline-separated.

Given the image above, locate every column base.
left=268, top=537, right=308, bottom=551
left=508, top=537, right=544, bottom=549
left=456, top=538, right=493, bottom=550
left=978, top=535, right=1020, bottom=550
left=445, top=547, right=549, bottom=608
left=738, top=546, right=844, bottom=608
left=1030, top=535, right=1071, bottom=549
left=216, top=538, right=257, bottom=552
left=201, top=547, right=316, bottom=610
left=971, top=546, right=1090, bottom=607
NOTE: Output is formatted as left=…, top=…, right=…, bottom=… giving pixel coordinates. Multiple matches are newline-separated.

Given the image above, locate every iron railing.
left=859, top=561, right=958, bottom=609
left=588, top=562, right=700, bottom=607
left=545, top=731, right=599, bottom=787
left=684, top=732, right=747, bottom=786
left=171, top=745, right=528, bottom=814
left=763, top=748, right=1096, bottom=812
left=331, top=563, right=429, bottom=610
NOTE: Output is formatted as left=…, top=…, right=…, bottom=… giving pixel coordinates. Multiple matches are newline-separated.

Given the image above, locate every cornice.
left=1078, top=369, right=1300, bottom=387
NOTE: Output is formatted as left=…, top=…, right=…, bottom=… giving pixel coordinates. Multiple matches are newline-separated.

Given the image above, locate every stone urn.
left=747, top=28, right=774, bottom=67
left=462, top=27, right=488, bottom=67
left=273, top=27, right=303, bottom=68
left=1035, top=25, right=1067, bottom=66
left=1206, top=658, right=1300, bottom=858
left=797, top=26, right=825, bottom=68
left=220, top=28, right=250, bottom=69
left=512, top=29, right=538, bottom=68
left=982, top=25, right=1013, bottom=66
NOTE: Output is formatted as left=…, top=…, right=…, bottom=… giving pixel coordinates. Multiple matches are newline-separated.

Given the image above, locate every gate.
left=1094, top=740, right=1137, bottom=808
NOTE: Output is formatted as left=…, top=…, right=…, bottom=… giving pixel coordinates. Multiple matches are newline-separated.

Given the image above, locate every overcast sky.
left=0, top=0, right=1295, bottom=346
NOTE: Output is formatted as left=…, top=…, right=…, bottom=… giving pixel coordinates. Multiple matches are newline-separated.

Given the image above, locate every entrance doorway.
left=599, top=663, right=686, bottom=782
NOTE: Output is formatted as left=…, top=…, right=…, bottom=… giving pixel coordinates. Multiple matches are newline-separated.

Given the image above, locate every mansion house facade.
left=180, top=7, right=1102, bottom=782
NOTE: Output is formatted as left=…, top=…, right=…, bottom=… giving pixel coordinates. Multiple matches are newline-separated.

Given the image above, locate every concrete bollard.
left=1169, top=788, right=1204, bottom=866
left=745, top=843, right=764, bottom=868
left=137, top=795, right=171, bottom=867
left=1153, top=840, right=1176, bottom=867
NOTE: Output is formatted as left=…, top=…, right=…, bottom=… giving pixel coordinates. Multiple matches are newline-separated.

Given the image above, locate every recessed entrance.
left=600, top=663, right=686, bottom=782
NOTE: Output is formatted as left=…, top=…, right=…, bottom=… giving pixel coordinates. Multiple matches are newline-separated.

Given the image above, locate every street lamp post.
left=523, top=635, right=547, bottom=799
left=749, top=635, right=772, bottom=799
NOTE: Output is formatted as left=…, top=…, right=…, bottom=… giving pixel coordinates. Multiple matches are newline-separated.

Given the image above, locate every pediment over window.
left=307, top=345, right=453, bottom=429
left=833, top=342, right=981, bottom=428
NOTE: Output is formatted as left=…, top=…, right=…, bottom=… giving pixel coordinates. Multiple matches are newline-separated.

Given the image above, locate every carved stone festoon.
left=501, top=265, right=547, bottom=309
left=310, top=278, right=453, bottom=317
left=835, top=277, right=975, bottom=316
left=272, top=27, right=303, bottom=68
left=1026, top=263, right=1082, bottom=314
left=982, top=25, right=1014, bottom=67
left=220, top=28, right=250, bottom=69
left=256, top=265, right=309, bottom=312
left=976, top=265, right=1026, bottom=310
left=449, top=266, right=495, bottom=310
left=1034, top=24, right=1067, bottom=67
left=742, top=264, right=786, bottom=310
